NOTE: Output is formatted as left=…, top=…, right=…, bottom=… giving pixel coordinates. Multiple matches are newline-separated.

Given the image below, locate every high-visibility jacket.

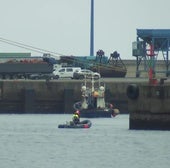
left=72, top=114, right=80, bottom=124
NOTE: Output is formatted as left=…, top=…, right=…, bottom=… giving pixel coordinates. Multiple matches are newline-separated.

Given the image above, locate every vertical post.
left=148, top=42, right=157, bottom=85
left=148, top=43, right=154, bottom=81
left=64, top=89, right=74, bottom=113
left=166, top=39, right=169, bottom=77
left=90, top=0, right=94, bottom=56
left=24, top=89, right=35, bottom=113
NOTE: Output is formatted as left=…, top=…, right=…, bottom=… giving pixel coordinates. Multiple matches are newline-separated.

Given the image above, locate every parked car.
left=73, top=69, right=101, bottom=80
left=53, top=67, right=81, bottom=79
left=29, top=73, right=58, bottom=80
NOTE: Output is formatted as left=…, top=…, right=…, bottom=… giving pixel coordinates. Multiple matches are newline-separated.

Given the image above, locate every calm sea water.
left=0, top=114, right=170, bottom=168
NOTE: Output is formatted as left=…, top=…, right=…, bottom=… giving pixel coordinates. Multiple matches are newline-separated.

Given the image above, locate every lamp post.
left=90, top=0, right=94, bottom=56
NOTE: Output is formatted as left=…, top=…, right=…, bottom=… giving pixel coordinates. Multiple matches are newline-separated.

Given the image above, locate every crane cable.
left=0, top=37, right=65, bottom=58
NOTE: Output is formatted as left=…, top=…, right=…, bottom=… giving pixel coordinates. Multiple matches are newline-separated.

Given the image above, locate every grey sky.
left=0, top=0, right=170, bottom=59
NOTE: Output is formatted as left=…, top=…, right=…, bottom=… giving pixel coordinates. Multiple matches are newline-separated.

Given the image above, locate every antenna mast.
left=90, top=0, right=94, bottom=56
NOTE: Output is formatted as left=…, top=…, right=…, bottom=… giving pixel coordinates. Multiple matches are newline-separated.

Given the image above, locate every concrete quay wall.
left=0, top=78, right=144, bottom=114
left=128, top=80, right=170, bottom=130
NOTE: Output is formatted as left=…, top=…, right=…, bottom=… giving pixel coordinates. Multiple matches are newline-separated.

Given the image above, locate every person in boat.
left=109, top=103, right=120, bottom=117
left=72, top=110, right=80, bottom=125
left=109, top=103, right=113, bottom=109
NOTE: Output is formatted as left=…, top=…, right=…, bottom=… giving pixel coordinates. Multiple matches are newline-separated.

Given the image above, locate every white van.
left=53, top=67, right=81, bottom=79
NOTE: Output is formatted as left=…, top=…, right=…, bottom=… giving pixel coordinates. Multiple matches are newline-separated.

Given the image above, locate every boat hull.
left=58, top=120, right=92, bottom=129
left=90, top=66, right=127, bottom=78
left=98, top=69, right=126, bottom=77
left=59, top=56, right=127, bottom=78
left=80, top=109, right=116, bottom=118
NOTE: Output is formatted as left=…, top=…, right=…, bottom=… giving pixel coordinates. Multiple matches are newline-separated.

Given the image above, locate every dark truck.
left=0, top=55, right=56, bottom=79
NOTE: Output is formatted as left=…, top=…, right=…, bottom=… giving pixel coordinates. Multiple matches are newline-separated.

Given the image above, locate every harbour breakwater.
left=0, top=78, right=147, bottom=114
